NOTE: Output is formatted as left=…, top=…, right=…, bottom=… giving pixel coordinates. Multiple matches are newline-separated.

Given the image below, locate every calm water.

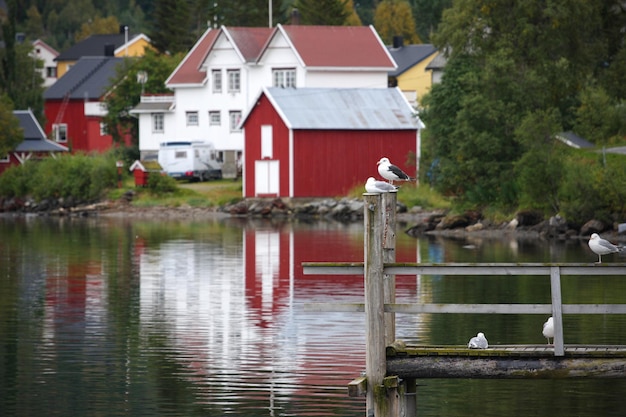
left=1, top=215, right=625, bottom=417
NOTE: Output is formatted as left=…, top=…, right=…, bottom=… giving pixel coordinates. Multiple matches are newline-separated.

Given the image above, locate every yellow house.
left=387, top=38, right=438, bottom=108
left=55, top=32, right=153, bottom=78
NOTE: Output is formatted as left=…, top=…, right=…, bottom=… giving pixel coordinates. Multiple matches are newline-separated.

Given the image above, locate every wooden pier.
left=303, top=192, right=626, bottom=417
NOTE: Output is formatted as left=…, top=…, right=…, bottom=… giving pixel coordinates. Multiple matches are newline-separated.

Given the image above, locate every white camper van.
left=158, top=141, right=223, bottom=181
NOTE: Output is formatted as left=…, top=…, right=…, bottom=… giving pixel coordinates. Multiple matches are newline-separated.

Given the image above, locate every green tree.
left=412, top=0, right=452, bottom=43
left=374, top=0, right=420, bottom=44
left=573, top=86, right=624, bottom=146
left=150, top=0, right=195, bottom=54
left=294, top=0, right=351, bottom=25
left=212, top=0, right=285, bottom=27
left=102, top=50, right=182, bottom=147
left=24, top=5, right=45, bottom=39
left=75, top=15, right=121, bottom=41
left=0, top=95, right=23, bottom=158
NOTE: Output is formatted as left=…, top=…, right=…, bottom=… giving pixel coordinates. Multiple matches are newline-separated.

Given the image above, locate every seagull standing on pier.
left=376, top=157, right=413, bottom=184
left=588, top=233, right=623, bottom=263
left=365, top=177, right=399, bottom=193
left=467, top=332, right=488, bottom=349
left=542, top=317, right=554, bottom=344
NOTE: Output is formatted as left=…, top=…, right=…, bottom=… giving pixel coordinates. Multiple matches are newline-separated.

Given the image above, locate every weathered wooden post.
left=364, top=193, right=387, bottom=417
left=550, top=266, right=565, bottom=356
left=381, top=191, right=396, bottom=345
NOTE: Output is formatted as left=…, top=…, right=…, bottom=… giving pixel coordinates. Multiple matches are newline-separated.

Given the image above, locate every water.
left=1, top=215, right=625, bottom=417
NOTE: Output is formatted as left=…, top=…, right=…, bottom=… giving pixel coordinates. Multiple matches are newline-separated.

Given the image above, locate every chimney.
left=119, top=25, right=128, bottom=34
left=290, top=8, right=300, bottom=25
left=104, top=44, right=115, bottom=56
left=392, top=36, right=403, bottom=49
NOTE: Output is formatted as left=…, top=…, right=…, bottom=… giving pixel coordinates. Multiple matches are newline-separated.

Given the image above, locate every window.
left=100, top=122, right=107, bottom=136
left=52, top=123, right=67, bottom=143
left=261, top=125, right=273, bottom=158
left=186, top=111, right=199, bottom=126
left=46, top=67, right=57, bottom=78
left=212, top=69, right=222, bottom=93
left=0, top=154, right=9, bottom=163
left=175, top=151, right=187, bottom=159
left=272, top=68, right=296, bottom=88
left=227, top=69, right=240, bottom=93
left=229, top=111, right=242, bottom=132
left=209, top=111, right=221, bottom=126
left=152, top=113, right=164, bottom=133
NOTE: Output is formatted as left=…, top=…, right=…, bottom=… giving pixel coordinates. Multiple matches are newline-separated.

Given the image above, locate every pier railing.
left=302, top=192, right=626, bottom=417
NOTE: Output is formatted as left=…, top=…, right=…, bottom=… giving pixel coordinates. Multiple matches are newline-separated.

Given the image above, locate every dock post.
left=382, top=192, right=397, bottom=345
left=550, top=266, right=565, bottom=356
left=364, top=193, right=387, bottom=416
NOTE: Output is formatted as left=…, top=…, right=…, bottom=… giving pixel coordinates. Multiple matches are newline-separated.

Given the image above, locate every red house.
left=0, top=110, right=68, bottom=175
left=43, top=56, right=128, bottom=153
left=240, top=87, right=423, bottom=198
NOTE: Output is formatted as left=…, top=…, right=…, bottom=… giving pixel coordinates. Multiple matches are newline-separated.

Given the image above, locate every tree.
left=0, top=94, right=23, bottom=158
left=412, top=0, right=452, bottom=42
left=212, top=0, right=285, bottom=28
left=102, top=50, right=182, bottom=147
left=149, top=0, right=195, bottom=54
left=294, top=0, right=351, bottom=25
left=75, top=16, right=121, bottom=41
left=374, top=0, right=420, bottom=45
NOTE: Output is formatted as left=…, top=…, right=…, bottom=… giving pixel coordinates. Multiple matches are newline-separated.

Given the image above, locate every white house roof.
left=243, top=87, right=423, bottom=130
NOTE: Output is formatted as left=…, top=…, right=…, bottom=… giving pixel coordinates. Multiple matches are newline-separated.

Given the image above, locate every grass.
left=347, top=181, right=451, bottom=211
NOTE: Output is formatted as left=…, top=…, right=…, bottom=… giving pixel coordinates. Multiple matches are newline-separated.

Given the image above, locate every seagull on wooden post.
left=542, top=317, right=554, bottom=345
left=588, top=233, right=623, bottom=263
left=467, top=332, right=488, bottom=349
left=376, top=157, right=414, bottom=184
left=365, top=177, right=399, bottom=193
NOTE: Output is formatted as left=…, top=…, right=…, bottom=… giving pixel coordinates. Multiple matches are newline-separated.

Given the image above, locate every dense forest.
left=2, top=0, right=626, bottom=224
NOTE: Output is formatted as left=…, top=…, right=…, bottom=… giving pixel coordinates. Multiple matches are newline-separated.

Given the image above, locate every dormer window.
left=227, top=69, right=240, bottom=93
left=272, top=68, right=296, bottom=88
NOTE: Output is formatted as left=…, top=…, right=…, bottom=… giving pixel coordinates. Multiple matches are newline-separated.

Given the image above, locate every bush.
left=0, top=163, right=31, bottom=197
left=147, top=172, right=178, bottom=194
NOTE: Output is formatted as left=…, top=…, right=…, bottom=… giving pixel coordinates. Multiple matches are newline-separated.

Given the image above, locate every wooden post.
left=363, top=193, right=387, bottom=417
left=550, top=266, right=565, bottom=356
left=382, top=192, right=397, bottom=346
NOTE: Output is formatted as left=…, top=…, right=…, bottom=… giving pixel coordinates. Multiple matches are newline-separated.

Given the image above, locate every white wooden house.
left=131, top=24, right=396, bottom=178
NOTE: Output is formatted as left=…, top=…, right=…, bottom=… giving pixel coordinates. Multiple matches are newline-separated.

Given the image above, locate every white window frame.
left=52, top=123, right=68, bottom=143
left=229, top=111, right=242, bottom=132
left=227, top=69, right=240, bottom=93
left=261, top=125, right=273, bottom=158
left=186, top=111, right=199, bottom=126
left=0, top=154, right=9, bottom=163
left=152, top=113, right=164, bottom=133
left=100, top=122, right=107, bottom=136
left=212, top=69, right=222, bottom=93
left=209, top=111, right=221, bottom=126
left=272, top=68, right=296, bottom=88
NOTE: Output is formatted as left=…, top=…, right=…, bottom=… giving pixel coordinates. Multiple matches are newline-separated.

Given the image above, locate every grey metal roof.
left=425, top=52, right=447, bottom=70
left=260, top=87, right=421, bottom=130
left=14, top=110, right=68, bottom=152
left=129, top=100, right=175, bottom=113
left=556, top=131, right=594, bottom=149
left=44, top=57, right=125, bottom=100
left=56, top=34, right=127, bottom=60
left=387, top=44, right=437, bottom=77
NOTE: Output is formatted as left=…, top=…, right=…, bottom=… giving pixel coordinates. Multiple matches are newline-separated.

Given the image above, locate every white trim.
left=165, top=28, right=213, bottom=86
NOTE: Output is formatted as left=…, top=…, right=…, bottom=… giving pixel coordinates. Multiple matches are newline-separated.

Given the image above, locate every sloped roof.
left=277, top=25, right=396, bottom=68
left=387, top=44, right=437, bottom=77
left=44, top=56, right=125, bottom=100
left=166, top=24, right=396, bottom=86
left=243, top=87, right=421, bottom=130
left=55, top=33, right=146, bottom=61
left=166, top=28, right=219, bottom=86
left=556, top=131, right=594, bottom=149
left=14, top=110, right=68, bottom=152
left=32, top=39, right=59, bottom=57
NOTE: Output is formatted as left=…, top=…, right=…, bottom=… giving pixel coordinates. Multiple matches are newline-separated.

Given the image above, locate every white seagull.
left=542, top=316, right=554, bottom=344
left=588, top=233, right=622, bottom=263
left=467, top=332, right=488, bottom=349
left=365, top=177, right=399, bottom=193
left=376, top=157, right=413, bottom=184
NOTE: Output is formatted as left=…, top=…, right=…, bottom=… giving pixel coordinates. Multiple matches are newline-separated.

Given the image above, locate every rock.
left=506, top=218, right=519, bottom=230
left=466, top=222, right=484, bottom=232
left=516, top=209, right=544, bottom=227
left=437, top=214, right=470, bottom=230
left=580, top=219, right=608, bottom=235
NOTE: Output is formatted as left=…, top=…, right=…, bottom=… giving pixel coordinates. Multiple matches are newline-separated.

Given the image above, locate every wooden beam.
left=303, top=303, right=626, bottom=314
left=387, top=356, right=626, bottom=379
left=347, top=376, right=367, bottom=397
left=550, top=266, right=565, bottom=356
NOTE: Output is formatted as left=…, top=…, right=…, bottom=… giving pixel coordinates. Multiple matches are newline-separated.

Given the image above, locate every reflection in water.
left=0, top=216, right=625, bottom=417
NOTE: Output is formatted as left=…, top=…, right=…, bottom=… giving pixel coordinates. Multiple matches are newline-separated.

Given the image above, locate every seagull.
left=588, top=233, right=622, bottom=263
left=365, top=177, right=399, bottom=193
left=467, top=332, right=488, bottom=349
left=542, top=317, right=554, bottom=344
left=376, top=157, right=414, bottom=184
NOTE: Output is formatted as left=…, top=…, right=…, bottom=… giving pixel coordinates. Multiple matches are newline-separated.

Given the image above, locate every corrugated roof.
left=278, top=25, right=396, bottom=68
left=387, top=44, right=437, bottom=76
left=14, top=110, right=68, bottom=152
left=130, top=101, right=175, bottom=113
left=44, top=57, right=125, bottom=100
left=255, top=87, right=421, bottom=130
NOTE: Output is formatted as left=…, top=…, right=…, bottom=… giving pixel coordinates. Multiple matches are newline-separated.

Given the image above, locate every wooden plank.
left=303, top=303, right=626, bottom=314
left=347, top=376, right=367, bottom=397
left=550, top=266, right=565, bottom=356
left=382, top=192, right=397, bottom=346
left=386, top=356, right=626, bottom=379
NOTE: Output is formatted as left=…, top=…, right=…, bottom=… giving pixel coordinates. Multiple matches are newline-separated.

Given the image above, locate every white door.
left=255, top=160, right=279, bottom=195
